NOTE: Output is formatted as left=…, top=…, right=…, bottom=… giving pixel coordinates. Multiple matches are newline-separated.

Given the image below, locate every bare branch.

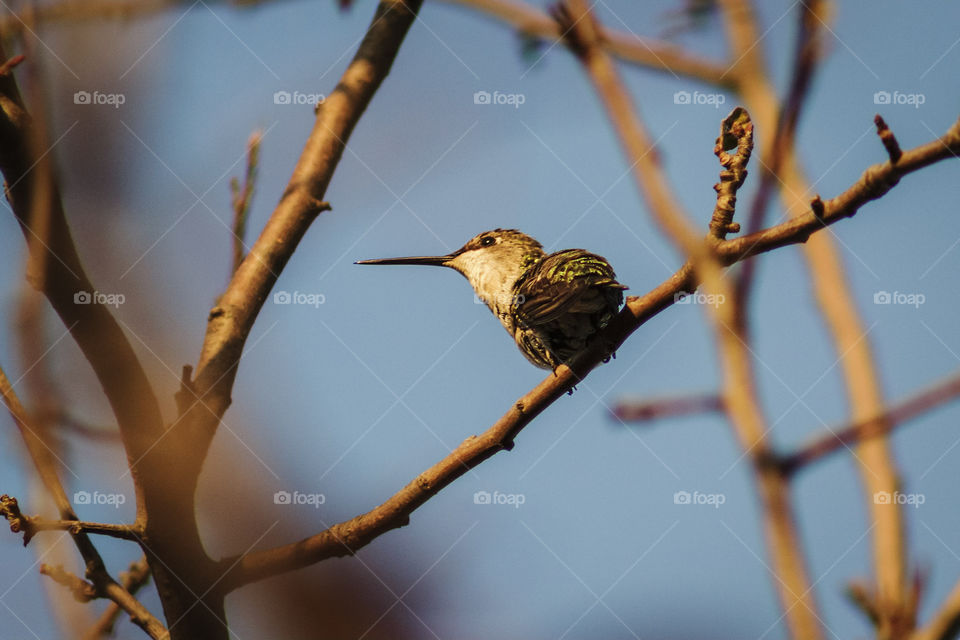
left=438, top=0, right=730, bottom=85
left=0, top=41, right=162, bottom=524
left=25, top=517, right=140, bottom=542
left=613, top=392, right=722, bottom=423
left=0, top=364, right=167, bottom=639
left=734, top=0, right=826, bottom=305
left=781, top=370, right=960, bottom=474
left=215, top=107, right=960, bottom=599
left=1, top=495, right=139, bottom=543
left=874, top=114, right=903, bottom=163
left=716, top=0, right=914, bottom=623
left=188, top=0, right=421, bottom=465
left=913, top=578, right=960, bottom=640
left=229, top=131, right=262, bottom=276
left=82, top=557, right=152, bottom=640
left=40, top=564, right=97, bottom=603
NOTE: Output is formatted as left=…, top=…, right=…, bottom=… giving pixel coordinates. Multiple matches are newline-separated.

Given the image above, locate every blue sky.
left=1, top=0, right=960, bottom=638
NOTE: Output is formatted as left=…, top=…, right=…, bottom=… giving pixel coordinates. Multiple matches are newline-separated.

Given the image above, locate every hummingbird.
left=356, top=229, right=627, bottom=370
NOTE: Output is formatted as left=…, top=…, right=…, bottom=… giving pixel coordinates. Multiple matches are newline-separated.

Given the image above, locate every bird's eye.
left=480, top=236, right=496, bottom=247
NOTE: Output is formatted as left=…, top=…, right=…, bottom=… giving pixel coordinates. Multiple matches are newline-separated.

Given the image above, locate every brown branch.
left=733, top=0, right=824, bottom=306
left=704, top=102, right=822, bottom=640
left=229, top=130, right=261, bottom=276
left=25, top=517, right=140, bottom=541
left=0, top=0, right=730, bottom=86
left=550, top=0, right=704, bottom=259
left=1, top=496, right=140, bottom=543
left=553, top=5, right=822, bottom=630
left=781, top=370, right=960, bottom=474
left=717, top=0, right=913, bottom=628
left=0, top=364, right=167, bottom=639
left=185, top=0, right=418, bottom=469
left=82, top=557, right=152, bottom=640
left=875, top=114, right=903, bottom=163
left=40, top=564, right=97, bottom=603
left=0, top=41, right=163, bottom=526
left=437, top=0, right=730, bottom=86
left=913, top=578, right=960, bottom=640
left=214, top=64, right=960, bottom=605
left=613, top=392, right=722, bottom=423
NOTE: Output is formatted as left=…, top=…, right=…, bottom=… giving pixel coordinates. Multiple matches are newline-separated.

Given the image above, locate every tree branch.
left=733, top=0, right=825, bottom=307
left=24, top=516, right=140, bottom=542
left=229, top=130, right=261, bottom=276
left=613, top=392, right=723, bottom=423
left=0, top=41, right=164, bottom=526
left=186, top=0, right=421, bottom=467
left=0, top=364, right=167, bottom=639
left=0, top=0, right=730, bottom=87
left=215, top=113, right=960, bottom=593
left=716, top=0, right=913, bottom=626
left=81, top=557, right=153, bottom=640
left=913, top=578, right=960, bottom=640
left=781, top=370, right=960, bottom=475
left=437, top=0, right=730, bottom=86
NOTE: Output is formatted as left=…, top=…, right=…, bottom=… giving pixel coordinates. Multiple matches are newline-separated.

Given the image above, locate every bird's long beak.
left=355, top=254, right=454, bottom=267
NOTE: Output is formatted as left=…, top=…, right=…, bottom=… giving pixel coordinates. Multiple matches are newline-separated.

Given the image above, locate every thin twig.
left=82, top=557, right=152, bottom=640
left=734, top=0, right=825, bottom=306
left=229, top=131, right=261, bottom=276
left=912, top=578, right=960, bottom=640
left=28, top=517, right=140, bottom=541
left=40, top=565, right=97, bottom=603
left=781, top=370, right=960, bottom=474
left=439, top=0, right=730, bottom=86
left=0, top=496, right=140, bottom=543
left=613, top=392, right=722, bottom=423
left=187, top=0, right=418, bottom=472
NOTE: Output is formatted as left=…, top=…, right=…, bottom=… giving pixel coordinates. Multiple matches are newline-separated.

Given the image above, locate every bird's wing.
left=513, top=249, right=626, bottom=325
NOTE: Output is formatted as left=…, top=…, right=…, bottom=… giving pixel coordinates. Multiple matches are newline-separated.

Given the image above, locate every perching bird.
left=356, top=229, right=626, bottom=369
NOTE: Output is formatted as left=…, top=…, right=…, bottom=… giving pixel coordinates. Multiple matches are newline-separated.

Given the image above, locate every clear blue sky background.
left=1, top=0, right=959, bottom=638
